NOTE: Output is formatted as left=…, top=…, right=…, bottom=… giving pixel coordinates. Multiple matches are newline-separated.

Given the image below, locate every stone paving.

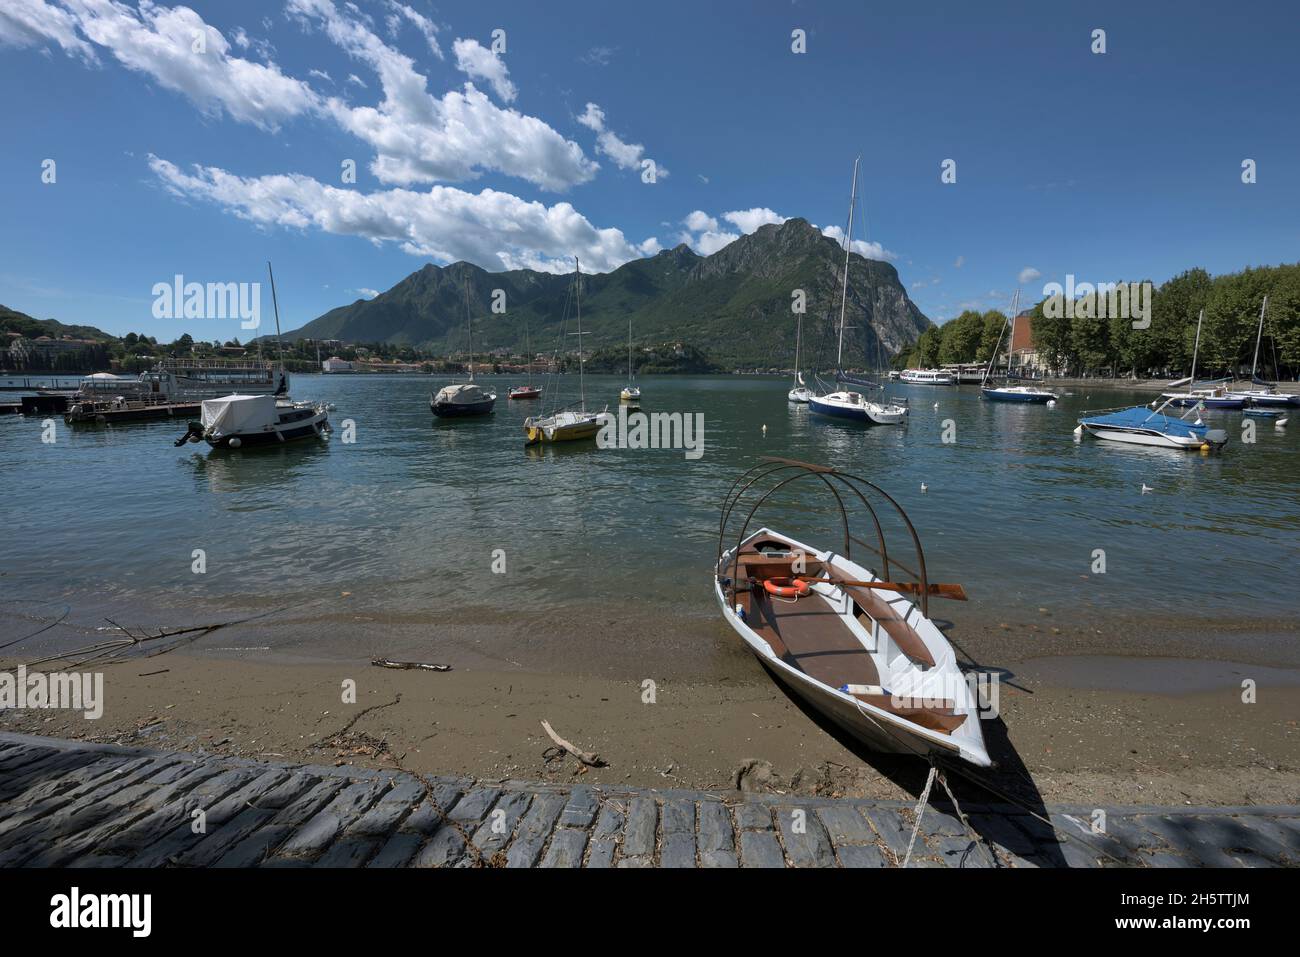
left=0, top=733, right=1295, bottom=868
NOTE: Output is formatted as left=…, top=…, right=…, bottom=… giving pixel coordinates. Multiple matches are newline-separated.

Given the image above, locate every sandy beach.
left=3, top=639, right=1296, bottom=811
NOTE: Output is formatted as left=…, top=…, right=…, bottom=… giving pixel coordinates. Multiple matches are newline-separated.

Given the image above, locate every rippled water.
left=2, top=374, right=1297, bottom=674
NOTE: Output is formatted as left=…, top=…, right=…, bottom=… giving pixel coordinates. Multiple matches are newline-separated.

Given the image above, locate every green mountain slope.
left=280, top=218, right=931, bottom=367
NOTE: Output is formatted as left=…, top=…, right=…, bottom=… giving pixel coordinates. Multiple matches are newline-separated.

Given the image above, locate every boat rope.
left=901, top=762, right=937, bottom=868
left=935, top=765, right=997, bottom=867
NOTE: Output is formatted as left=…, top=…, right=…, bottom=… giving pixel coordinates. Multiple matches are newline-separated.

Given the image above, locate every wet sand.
left=2, top=645, right=1296, bottom=810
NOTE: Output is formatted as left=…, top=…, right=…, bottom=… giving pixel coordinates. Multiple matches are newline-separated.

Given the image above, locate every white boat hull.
left=715, top=528, right=990, bottom=767
left=1082, top=424, right=1210, bottom=449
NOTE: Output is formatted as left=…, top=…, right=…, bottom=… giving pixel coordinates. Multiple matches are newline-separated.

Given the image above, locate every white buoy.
left=228, top=437, right=241, bottom=449
left=1047, top=399, right=1057, bottom=407
left=1072, top=425, right=1083, bottom=437
left=1277, top=417, right=1289, bottom=427
left=761, top=424, right=767, bottom=435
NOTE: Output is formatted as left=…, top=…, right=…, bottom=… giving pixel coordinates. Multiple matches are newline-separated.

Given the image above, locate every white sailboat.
left=620, top=319, right=641, bottom=402
left=787, top=305, right=813, bottom=403
left=1225, top=296, right=1300, bottom=407
left=980, top=290, right=1058, bottom=403
left=809, top=157, right=908, bottom=426
left=524, top=258, right=612, bottom=444
left=1160, top=309, right=1243, bottom=409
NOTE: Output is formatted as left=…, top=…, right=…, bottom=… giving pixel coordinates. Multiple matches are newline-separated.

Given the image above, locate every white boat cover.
left=200, top=394, right=277, bottom=435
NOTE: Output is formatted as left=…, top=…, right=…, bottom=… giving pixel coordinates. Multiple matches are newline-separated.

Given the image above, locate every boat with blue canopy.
left=1075, top=400, right=1228, bottom=450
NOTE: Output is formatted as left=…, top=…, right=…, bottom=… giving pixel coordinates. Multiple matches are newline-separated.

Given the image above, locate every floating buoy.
left=228, top=437, right=242, bottom=449
left=1277, top=417, right=1289, bottom=427
left=761, top=424, right=767, bottom=435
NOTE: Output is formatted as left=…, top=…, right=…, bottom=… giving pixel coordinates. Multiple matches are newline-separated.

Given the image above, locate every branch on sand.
left=541, top=719, right=606, bottom=768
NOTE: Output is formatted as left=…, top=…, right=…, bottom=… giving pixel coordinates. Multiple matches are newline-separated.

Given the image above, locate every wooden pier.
left=63, top=399, right=201, bottom=425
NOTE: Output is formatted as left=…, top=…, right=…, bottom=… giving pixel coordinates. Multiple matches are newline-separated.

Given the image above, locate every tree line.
left=903, top=263, right=1300, bottom=379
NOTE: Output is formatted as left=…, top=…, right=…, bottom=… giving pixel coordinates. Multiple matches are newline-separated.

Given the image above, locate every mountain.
left=279, top=218, right=931, bottom=368
left=0, top=305, right=115, bottom=342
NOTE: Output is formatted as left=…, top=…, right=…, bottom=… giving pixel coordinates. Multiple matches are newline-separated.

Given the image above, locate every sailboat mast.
left=793, top=310, right=802, bottom=386
left=1251, top=296, right=1267, bottom=380
left=836, top=156, right=860, bottom=369
left=1190, top=308, right=1203, bottom=383
left=266, top=262, right=285, bottom=367
left=627, top=318, right=633, bottom=383
left=464, top=275, right=475, bottom=381
left=575, top=257, right=585, bottom=409
left=1008, top=289, right=1019, bottom=376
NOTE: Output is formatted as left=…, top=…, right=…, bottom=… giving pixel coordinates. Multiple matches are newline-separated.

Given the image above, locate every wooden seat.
left=850, top=693, right=967, bottom=735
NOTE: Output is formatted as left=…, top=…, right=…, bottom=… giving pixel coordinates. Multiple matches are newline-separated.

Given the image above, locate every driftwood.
left=541, top=719, right=606, bottom=767
left=370, top=658, right=451, bottom=672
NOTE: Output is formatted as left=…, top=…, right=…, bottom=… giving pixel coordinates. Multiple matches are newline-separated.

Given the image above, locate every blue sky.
left=1, top=0, right=1297, bottom=342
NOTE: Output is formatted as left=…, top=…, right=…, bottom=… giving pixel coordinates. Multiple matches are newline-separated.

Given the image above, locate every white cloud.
left=384, top=1, right=442, bottom=59
left=0, top=0, right=97, bottom=62
left=149, top=155, right=658, bottom=275
left=346, top=72, right=366, bottom=87
left=1018, top=266, right=1041, bottom=284
left=723, top=207, right=786, bottom=234
left=954, top=255, right=964, bottom=268
left=678, top=206, right=897, bottom=261
left=580, top=45, right=615, bottom=66
left=576, top=101, right=666, bottom=178
left=5, top=0, right=319, bottom=129
left=683, top=210, right=718, bottom=233
left=452, top=37, right=514, bottom=103
left=309, top=68, right=332, bottom=82
left=820, top=224, right=896, bottom=261
left=293, top=0, right=595, bottom=190
left=354, top=287, right=380, bottom=298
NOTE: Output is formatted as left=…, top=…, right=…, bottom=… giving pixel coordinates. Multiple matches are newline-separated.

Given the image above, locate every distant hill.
left=278, top=219, right=931, bottom=368
left=0, top=305, right=115, bottom=342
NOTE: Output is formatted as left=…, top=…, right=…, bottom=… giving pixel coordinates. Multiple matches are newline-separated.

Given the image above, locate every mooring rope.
left=901, top=763, right=937, bottom=868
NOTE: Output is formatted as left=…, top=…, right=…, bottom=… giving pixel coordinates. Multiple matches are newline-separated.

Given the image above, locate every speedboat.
left=809, top=389, right=907, bottom=425
left=716, top=458, right=990, bottom=767
left=509, top=385, right=542, bottom=400
left=981, top=385, right=1058, bottom=404
left=431, top=381, right=496, bottom=416
left=1076, top=403, right=1227, bottom=450
left=174, top=394, right=329, bottom=449
left=620, top=385, right=641, bottom=402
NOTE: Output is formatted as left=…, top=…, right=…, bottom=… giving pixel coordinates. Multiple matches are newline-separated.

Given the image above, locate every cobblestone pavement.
left=0, top=733, right=1295, bottom=868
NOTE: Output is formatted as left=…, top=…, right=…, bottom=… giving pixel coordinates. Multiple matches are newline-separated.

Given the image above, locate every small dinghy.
left=715, top=457, right=991, bottom=767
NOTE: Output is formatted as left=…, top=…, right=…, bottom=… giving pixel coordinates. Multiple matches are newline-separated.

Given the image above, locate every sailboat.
left=509, top=315, right=542, bottom=400
left=1225, top=296, right=1300, bottom=407
left=620, top=319, right=641, bottom=402
left=980, top=291, right=1058, bottom=403
left=787, top=307, right=814, bottom=403
left=524, top=258, right=612, bottom=444
left=1159, top=309, right=1243, bottom=410
left=432, top=275, right=497, bottom=416
left=808, top=157, right=908, bottom=426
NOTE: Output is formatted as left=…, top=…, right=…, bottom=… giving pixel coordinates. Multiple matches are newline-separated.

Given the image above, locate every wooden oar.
left=797, top=576, right=968, bottom=601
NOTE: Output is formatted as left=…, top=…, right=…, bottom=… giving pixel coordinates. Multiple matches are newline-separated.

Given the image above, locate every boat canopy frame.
left=717, top=456, right=934, bottom=616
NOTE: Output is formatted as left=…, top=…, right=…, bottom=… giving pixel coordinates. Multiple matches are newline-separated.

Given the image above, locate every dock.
left=63, top=400, right=200, bottom=424
left=0, top=733, right=1293, bottom=867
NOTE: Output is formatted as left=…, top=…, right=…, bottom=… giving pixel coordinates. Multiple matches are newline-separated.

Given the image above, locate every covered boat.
left=432, top=381, right=496, bottom=416
left=176, top=394, right=329, bottom=448
left=715, top=457, right=990, bottom=767
left=1076, top=404, right=1227, bottom=450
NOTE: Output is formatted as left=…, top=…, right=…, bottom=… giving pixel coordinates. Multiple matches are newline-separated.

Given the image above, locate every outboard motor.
left=174, top=421, right=205, bottom=447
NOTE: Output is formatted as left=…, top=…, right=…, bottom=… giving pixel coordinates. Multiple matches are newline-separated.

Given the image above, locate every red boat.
left=509, top=385, right=542, bottom=400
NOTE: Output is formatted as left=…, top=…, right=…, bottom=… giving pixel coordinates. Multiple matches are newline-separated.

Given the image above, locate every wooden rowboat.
left=715, top=458, right=991, bottom=767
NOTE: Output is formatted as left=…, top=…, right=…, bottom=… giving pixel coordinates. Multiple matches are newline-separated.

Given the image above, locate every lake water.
left=2, top=373, right=1297, bottom=675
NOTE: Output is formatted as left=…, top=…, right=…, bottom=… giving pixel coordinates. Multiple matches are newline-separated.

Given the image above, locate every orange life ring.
left=763, top=577, right=810, bottom=599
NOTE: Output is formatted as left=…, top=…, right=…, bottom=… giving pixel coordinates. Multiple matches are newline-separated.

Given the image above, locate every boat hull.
left=808, top=396, right=873, bottom=423
left=1228, top=391, right=1300, bottom=407
left=431, top=397, right=496, bottom=416
left=787, top=387, right=814, bottom=403
left=508, top=388, right=541, bottom=400
left=1162, top=395, right=1244, bottom=410
left=1080, top=424, right=1221, bottom=449
left=714, top=529, right=990, bottom=767
left=523, top=411, right=611, bottom=444
left=981, top=387, right=1056, bottom=404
